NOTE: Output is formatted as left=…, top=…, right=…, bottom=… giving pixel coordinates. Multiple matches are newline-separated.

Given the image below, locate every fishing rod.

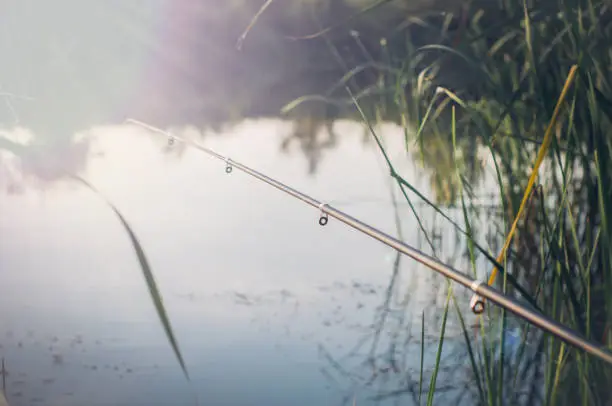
left=125, top=118, right=612, bottom=366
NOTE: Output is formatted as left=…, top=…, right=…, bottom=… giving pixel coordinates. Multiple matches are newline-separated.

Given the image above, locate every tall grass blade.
left=419, top=310, right=425, bottom=405
left=549, top=342, right=567, bottom=405
left=73, top=176, right=191, bottom=382
left=285, top=0, right=392, bottom=40
left=280, top=95, right=343, bottom=114
left=236, top=0, right=275, bottom=50
left=453, top=297, right=485, bottom=404
left=426, top=287, right=451, bottom=406
left=486, top=64, right=578, bottom=287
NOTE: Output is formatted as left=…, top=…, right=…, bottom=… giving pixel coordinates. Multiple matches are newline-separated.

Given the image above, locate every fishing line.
left=125, top=118, right=612, bottom=366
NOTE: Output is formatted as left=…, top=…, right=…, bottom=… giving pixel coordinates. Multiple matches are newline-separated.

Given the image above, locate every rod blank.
left=126, top=118, right=612, bottom=366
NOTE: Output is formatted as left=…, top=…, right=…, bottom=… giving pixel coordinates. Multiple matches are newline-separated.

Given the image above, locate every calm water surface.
left=1, top=121, right=485, bottom=406
left=0, top=1, right=504, bottom=405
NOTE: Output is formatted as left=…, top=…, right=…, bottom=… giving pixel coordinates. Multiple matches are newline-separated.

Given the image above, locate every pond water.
left=1, top=119, right=491, bottom=406
left=0, top=1, right=518, bottom=405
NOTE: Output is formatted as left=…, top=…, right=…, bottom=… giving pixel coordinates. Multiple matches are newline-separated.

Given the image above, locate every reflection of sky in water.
left=0, top=120, right=507, bottom=405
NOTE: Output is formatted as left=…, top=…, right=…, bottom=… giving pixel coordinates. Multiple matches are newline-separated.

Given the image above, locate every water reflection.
left=1, top=0, right=488, bottom=206
left=0, top=120, right=499, bottom=405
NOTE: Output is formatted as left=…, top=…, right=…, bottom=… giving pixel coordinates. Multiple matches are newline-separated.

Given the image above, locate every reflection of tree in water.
left=0, top=126, right=92, bottom=194
left=303, top=184, right=549, bottom=404
left=307, top=184, right=467, bottom=404
left=280, top=102, right=339, bottom=175
left=315, top=255, right=473, bottom=405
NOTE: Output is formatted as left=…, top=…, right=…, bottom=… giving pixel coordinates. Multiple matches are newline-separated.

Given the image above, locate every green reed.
left=281, top=0, right=612, bottom=404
